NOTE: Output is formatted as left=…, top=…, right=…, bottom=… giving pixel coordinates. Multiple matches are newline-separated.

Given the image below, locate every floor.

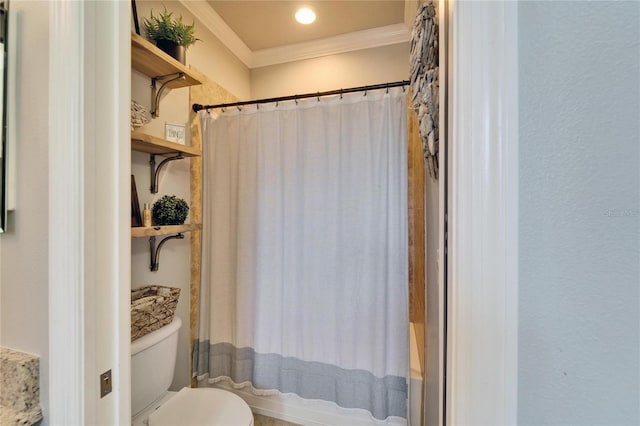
left=253, top=413, right=300, bottom=426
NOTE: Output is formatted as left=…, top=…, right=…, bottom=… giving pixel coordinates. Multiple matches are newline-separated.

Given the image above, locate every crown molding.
left=251, top=24, right=410, bottom=68
left=179, top=0, right=253, bottom=66
left=180, top=1, right=409, bottom=69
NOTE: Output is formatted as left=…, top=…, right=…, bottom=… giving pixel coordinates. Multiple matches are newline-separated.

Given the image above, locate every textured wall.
left=519, top=1, right=639, bottom=424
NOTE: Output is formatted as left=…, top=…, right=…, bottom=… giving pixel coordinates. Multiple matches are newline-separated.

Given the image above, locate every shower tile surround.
left=0, top=347, right=43, bottom=425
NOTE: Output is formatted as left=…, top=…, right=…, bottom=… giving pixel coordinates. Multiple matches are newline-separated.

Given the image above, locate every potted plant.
left=152, top=195, right=189, bottom=225
left=143, top=7, right=199, bottom=64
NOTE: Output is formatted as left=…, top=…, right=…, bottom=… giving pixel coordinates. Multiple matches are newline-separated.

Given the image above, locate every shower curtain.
left=194, top=87, right=409, bottom=421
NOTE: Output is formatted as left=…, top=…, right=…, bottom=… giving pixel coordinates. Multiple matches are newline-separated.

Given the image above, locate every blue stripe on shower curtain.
left=194, top=86, right=408, bottom=422
left=194, top=341, right=408, bottom=419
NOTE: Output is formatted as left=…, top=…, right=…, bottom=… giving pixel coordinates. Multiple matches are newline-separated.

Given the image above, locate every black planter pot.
left=155, top=40, right=186, bottom=65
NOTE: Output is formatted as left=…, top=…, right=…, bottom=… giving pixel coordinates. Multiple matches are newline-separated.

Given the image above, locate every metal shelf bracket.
left=149, top=233, right=185, bottom=271
left=150, top=72, right=186, bottom=117
left=149, top=153, right=184, bottom=193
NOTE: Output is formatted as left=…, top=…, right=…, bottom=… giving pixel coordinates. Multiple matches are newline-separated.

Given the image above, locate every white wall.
left=0, top=1, right=50, bottom=423
left=250, top=43, right=409, bottom=99
left=518, top=2, right=639, bottom=424
left=131, top=0, right=250, bottom=391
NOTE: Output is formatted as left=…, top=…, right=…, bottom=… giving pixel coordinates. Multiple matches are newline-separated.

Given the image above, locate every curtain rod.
left=192, top=80, right=410, bottom=112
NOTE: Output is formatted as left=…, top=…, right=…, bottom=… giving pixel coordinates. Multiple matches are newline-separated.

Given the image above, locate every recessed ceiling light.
left=295, top=7, right=316, bottom=25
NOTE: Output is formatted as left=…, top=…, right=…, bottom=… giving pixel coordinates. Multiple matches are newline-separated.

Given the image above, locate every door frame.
left=48, top=1, right=130, bottom=423
left=47, top=0, right=519, bottom=423
left=444, top=0, right=519, bottom=424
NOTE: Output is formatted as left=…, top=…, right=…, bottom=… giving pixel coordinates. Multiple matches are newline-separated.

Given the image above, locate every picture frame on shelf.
left=132, top=0, right=140, bottom=35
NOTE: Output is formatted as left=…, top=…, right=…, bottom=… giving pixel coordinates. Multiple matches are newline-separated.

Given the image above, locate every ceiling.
left=179, top=0, right=411, bottom=68
left=206, top=1, right=406, bottom=51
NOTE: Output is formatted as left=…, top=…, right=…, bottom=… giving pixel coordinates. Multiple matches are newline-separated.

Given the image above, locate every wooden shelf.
left=131, top=223, right=202, bottom=238
left=131, top=132, right=201, bottom=157
left=131, top=32, right=204, bottom=88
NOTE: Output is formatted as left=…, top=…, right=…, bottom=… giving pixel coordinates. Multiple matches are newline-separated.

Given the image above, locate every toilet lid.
left=149, top=387, right=253, bottom=426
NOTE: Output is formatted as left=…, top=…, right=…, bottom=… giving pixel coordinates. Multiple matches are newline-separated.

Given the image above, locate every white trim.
left=447, top=0, right=518, bottom=425
left=49, top=1, right=85, bottom=423
left=179, top=0, right=408, bottom=69
left=251, top=24, right=410, bottom=68
left=49, top=1, right=130, bottom=424
left=82, top=1, right=131, bottom=423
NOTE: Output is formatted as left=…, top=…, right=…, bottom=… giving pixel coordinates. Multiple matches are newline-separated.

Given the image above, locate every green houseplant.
left=152, top=195, right=189, bottom=226
left=143, top=7, right=199, bottom=64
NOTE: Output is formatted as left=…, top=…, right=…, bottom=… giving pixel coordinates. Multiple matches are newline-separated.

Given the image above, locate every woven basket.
left=131, top=285, right=180, bottom=341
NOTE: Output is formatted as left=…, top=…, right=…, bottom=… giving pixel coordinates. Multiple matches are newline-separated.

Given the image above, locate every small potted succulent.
left=143, top=7, right=199, bottom=64
left=152, top=195, right=189, bottom=226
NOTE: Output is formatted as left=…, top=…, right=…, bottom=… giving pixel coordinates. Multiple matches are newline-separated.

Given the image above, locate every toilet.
left=131, top=316, right=254, bottom=425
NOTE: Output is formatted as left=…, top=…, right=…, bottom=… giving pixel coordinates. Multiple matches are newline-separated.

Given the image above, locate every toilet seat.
left=149, top=387, right=253, bottom=426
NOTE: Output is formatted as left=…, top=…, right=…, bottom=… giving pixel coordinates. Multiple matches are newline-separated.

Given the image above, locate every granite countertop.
left=0, top=347, right=43, bottom=425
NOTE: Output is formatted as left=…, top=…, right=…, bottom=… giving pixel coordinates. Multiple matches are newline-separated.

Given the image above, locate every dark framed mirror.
left=0, top=1, right=7, bottom=233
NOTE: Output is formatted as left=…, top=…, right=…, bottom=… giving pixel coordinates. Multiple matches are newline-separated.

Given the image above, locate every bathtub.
left=211, top=323, right=424, bottom=425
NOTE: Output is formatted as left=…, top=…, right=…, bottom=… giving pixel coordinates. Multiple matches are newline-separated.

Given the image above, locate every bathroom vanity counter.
left=0, top=347, right=43, bottom=425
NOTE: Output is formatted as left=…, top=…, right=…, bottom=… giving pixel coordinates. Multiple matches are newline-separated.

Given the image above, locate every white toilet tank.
left=131, top=316, right=182, bottom=417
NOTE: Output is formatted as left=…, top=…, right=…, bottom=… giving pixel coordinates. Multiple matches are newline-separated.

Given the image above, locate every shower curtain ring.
left=295, top=98, right=299, bottom=105
left=340, top=90, right=343, bottom=99
left=317, top=92, right=320, bottom=102
left=256, top=104, right=260, bottom=110
left=364, top=90, right=367, bottom=97
left=221, top=107, right=226, bottom=113
left=386, top=87, right=389, bottom=94
left=276, top=101, right=279, bottom=108
left=237, top=105, right=242, bottom=111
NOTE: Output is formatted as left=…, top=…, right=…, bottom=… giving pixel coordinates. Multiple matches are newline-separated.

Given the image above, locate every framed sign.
left=165, top=122, right=186, bottom=145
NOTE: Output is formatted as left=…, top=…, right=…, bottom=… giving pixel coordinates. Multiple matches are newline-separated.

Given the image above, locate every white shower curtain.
left=194, top=87, right=409, bottom=421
